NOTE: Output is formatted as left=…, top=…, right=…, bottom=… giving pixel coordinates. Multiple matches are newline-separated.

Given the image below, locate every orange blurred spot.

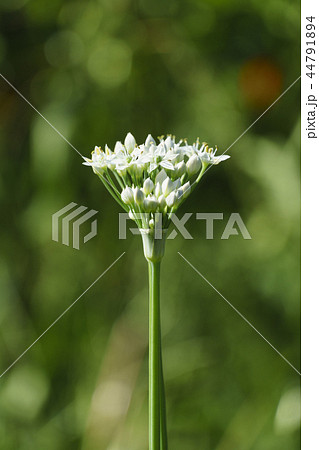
left=239, top=57, right=283, bottom=109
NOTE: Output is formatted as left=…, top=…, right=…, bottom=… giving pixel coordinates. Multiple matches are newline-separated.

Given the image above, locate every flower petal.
left=160, top=160, right=175, bottom=170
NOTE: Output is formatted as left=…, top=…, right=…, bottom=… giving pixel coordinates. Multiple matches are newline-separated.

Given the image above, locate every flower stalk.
left=84, top=133, right=230, bottom=449
left=159, top=322, right=168, bottom=450
left=148, top=259, right=161, bottom=450
left=143, top=230, right=168, bottom=450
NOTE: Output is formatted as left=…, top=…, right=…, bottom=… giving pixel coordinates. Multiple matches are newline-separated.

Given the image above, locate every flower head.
left=84, top=133, right=230, bottom=230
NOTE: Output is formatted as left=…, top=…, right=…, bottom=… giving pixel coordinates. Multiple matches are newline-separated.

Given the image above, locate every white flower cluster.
left=84, top=133, right=230, bottom=229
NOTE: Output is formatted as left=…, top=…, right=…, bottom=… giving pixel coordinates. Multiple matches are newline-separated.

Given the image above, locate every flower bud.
left=186, top=154, right=202, bottom=176
left=143, top=177, right=154, bottom=195
left=175, top=188, right=183, bottom=203
left=154, top=182, right=162, bottom=197
left=155, top=169, right=168, bottom=185
left=124, top=132, right=136, bottom=153
left=144, top=196, right=159, bottom=212
left=130, top=163, right=143, bottom=178
left=162, top=177, right=175, bottom=197
left=181, top=181, right=191, bottom=197
left=133, top=187, right=144, bottom=205
left=129, top=210, right=135, bottom=220
left=166, top=191, right=176, bottom=208
left=121, top=187, right=134, bottom=205
left=175, top=161, right=186, bottom=177
left=117, top=166, right=127, bottom=177
left=174, top=178, right=181, bottom=190
left=158, top=194, right=166, bottom=210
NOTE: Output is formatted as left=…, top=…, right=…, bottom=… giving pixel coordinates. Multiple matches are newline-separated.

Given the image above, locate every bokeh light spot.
left=239, top=57, right=283, bottom=109
left=275, top=387, right=301, bottom=433
left=87, top=39, right=132, bottom=88
left=1, top=365, right=49, bottom=421
left=44, top=31, right=84, bottom=68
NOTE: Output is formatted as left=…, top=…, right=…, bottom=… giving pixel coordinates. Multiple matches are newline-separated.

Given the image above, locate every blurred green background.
left=0, top=0, right=300, bottom=449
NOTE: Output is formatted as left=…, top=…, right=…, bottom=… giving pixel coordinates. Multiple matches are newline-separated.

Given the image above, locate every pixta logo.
left=118, top=212, right=251, bottom=240
left=52, top=202, right=98, bottom=249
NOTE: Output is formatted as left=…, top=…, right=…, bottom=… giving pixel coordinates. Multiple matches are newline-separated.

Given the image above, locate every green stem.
left=113, top=171, right=125, bottom=190
left=160, top=341, right=168, bottom=450
left=148, top=261, right=168, bottom=450
left=96, top=172, right=128, bottom=210
left=149, top=261, right=161, bottom=450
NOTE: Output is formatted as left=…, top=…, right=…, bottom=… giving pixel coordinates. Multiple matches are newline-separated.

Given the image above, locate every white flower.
left=162, top=177, right=175, bottom=197
left=164, top=135, right=174, bottom=148
left=143, top=178, right=154, bottom=195
left=144, top=196, right=159, bottom=212
left=133, top=187, right=144, bottom=205
left=186, top=154, right=202, bottom=176
left=139, top=143, right=176, bottom=173
left=117, top=166, right=127, bottom=177
left=166, top=191, right=176, bottom=208
left=121, top=187, right=134, bottom=205
left=155, top=169, right=168, bottom=185
left=212, top=154, right=231, bottom=164
left=145, top=134, right=156, bottom=148
left=128, top=210, right=135, bottom=220
left=196, top=146, right=230, bottom=166
left=130, top=162, right=144, bottom=178
left=124, top=132, right=136, bottom=153
left=175, top=161, right=186, bottom=177
left=174, top=178, right=181, bottom=189
left=175, top=189, right=184, bottom=205
left=105, top=145, right=112, bottom=155
left=83, top=147, right=107, bottom=169
left=181, top=181, right=191, bottom=197
left=84, top=133, right=230, bottom=229
left=158, top=194, right=166, bottom=210
left=154, top=182, right=162, bottom=197
left=114, top=141, right=125, bottom=154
